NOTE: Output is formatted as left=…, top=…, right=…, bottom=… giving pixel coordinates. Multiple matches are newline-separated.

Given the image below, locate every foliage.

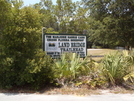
left=0, top=0, right=11, bottom=33
left=25, top=50, right=54, bottom=89
left=54, top=53, right=106, bottom=88
left=1, top=0, right=134, bottom=90
left=45, top=28, right=59, bottom=34
left=0, top=0, right=12, bottom=54
left=53, top=53, right=89, bottom=86
left=0, top=1, right=54, bottom=89
left=75, top=60, right=107, bottom=89
left=0, top=50, right=54, bottom=89
left=83, top=0, right=134, bottom=48
left=124, top=72, right=134, bottom=85
left=102, top=50, right=134, bottom=86
left=39, top=0, right=57, bottom=31
left=123, top=51, right=134, bottom=87
left=54, top=0, right=77, bottom=34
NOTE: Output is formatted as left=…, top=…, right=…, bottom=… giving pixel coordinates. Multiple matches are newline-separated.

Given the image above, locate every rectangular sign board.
left=43, top=34, right=87, bottom=58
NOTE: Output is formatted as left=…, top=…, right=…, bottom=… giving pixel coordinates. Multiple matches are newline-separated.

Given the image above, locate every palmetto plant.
left=123, top=51, right=134, bottom=87
left=75, top=60, right=107, bottom=88
left=123, top=72, right=134, bottom=86
left=53, top=53, right=89, bottom=86
left=102, top=50, right=134, bottom=86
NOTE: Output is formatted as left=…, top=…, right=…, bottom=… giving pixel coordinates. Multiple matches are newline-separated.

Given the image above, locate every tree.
left=34, top=0, right=87, bottom=34
left=83, top=0, right=134, bottom=49
left=0, top=0, right=11, bottom=47
left=38, top=0, right=58, bottom=31
left=54, top=0, right=78, bottom=34
left=0, top=0, right=43, bottom=88
left=73, top=1, right=89, bottom=34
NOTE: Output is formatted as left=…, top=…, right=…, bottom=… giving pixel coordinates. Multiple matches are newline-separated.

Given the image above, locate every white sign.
left=43, top=34, right=87, bottom=58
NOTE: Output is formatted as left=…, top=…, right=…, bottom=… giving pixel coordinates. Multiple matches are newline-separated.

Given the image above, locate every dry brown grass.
left=39, top=87, right=102, bottom=96
left=38, top=86, right=134, bottom=96
left=109, top=86, right=134, bottom=94
left=1, top=85, right=134, bottom=95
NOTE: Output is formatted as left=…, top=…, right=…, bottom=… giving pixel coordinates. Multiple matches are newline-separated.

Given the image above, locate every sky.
left=22, top=0, right=80, bottom=6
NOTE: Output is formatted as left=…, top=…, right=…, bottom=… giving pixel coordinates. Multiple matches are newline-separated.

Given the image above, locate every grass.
left=87, top=49, right=116, bottom=61
left=87, top=49, right=115, bottom=56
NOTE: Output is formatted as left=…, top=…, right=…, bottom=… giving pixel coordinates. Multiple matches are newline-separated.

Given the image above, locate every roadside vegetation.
left=0, top=0, right=134, bottom=94
left=52, top=50, right=134, bottom=89
left=1, top=49, right=134, bottom=93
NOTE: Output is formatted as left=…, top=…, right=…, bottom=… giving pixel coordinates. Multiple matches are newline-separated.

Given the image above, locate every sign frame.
left=43, top=33, right=87, bottom=58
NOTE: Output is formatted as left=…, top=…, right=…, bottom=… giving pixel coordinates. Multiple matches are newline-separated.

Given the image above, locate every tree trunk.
left=125, top=46, right=129, bottom=50
left=125, top=46, right=132, bottom=51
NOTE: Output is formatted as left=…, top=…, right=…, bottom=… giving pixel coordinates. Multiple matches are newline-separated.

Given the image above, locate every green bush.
left=25, top=50, right=54, bottom=89
left=0, top=56, right=14, bottom=89
left=0, top=2, right=58, bottom=89
left=0, top=50, right=54, bottom=89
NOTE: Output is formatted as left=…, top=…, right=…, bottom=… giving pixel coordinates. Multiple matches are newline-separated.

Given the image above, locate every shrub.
left=0, top=50, right=54, bottom=89
left=53, top=53, right=89, bottom=86
left=53, top=53, right=107, bottom=88
left=102, top=50, right=134, bottom=86
left=25, top=50, right=54, bottom=89
left=0, top=56, right=14, bottom=89
left=75, top=60, right=107, bottom=89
